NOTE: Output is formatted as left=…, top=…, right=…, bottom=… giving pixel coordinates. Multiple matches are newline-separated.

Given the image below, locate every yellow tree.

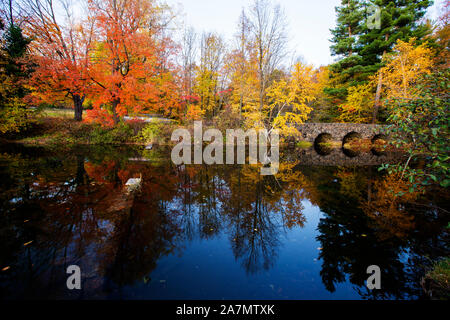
left=193, top=32, right=225, bottom=118
left=260, top=62, right=318, bottom=137
left=338, top=83, right=374, bottom=123
left=225, top=9, right=259, bottom=115
left=378, top=38, right=433, bottom=102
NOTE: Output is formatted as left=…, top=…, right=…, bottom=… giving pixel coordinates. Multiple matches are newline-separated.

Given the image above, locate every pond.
left=0, top=144, right=448, bottom=300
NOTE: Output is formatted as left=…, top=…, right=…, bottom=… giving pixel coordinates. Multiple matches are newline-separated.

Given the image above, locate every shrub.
left=89, top=122, right=134, bottom=144
left=135, top=121, right=164, bottom=144
left=423, top=258, right=450, bottom=300
left=0, top=103, right=35, bottom=134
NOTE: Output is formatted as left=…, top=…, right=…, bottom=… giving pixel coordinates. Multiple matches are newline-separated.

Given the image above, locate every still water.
left=0, top=144, right=448, bottom=300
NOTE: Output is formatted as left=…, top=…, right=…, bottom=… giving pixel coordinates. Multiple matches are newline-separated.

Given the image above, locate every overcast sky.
left=165, top=0, right=446, bottom=67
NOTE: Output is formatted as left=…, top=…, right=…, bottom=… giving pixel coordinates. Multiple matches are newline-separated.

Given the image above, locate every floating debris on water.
left=125, top=175, right=142, bottom=193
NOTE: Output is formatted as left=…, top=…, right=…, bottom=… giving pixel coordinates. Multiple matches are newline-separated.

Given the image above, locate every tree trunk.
left=111, top=99, right=120, bottom=125
left=373, top=35, right=389, bottom=124
left=73, top=94, right=84, bottom=121
left=372, top=71, right=383, bottom=124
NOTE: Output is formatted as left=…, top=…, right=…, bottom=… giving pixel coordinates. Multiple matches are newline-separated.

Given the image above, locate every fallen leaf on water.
left=2, top=266, right=10, bottom=271
left=23, top=241, right=33, bottom=246
left=23, top=220, right=29, bottom=223
left=361, top=234, right=367, bottom=237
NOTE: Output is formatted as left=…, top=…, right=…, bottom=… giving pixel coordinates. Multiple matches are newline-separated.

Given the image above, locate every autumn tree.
left=337, top=83, right=374, bottom=123
left=87, top=0, right=179, bottom=125
left=193, top=32, right=226, bottom=118
left=432, top=0, right=449, bottom=70
left=224, top=0, right=290, bottom=131
left=378, top=38, right=433, bottom=102
left=248, top=0, right=288, bottom=113
left=327, top=0, right=433, bottom=123
left=262, top=62, right=319, bottom=136
left=22, top=0, right=93, bottom=121
left=380, top=46, right=448, bottom=189
left=180, top=26, right=197, bottom=97
left=225, top=9, right=258, bottom=115
left=359, top=0, right=433, bottom=123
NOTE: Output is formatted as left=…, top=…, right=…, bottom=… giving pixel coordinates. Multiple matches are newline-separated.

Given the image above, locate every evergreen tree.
left=0, top=21, right=33, bottom=133
left=328, top=0, right=365, bottom=101
left=323, top=0, right=365, bottom=121
left=2, top=23, right=32, bottom=99
left=325, top=0, right=434, bottom=123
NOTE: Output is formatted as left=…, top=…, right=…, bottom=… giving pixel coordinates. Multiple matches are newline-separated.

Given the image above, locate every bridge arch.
left=342, top=132, right=363, bottom=157
left=314, top=133, right=334, bottom=156
left=371, top=134, right=388, bottom=156
left=342, top=131, right=362, bottom=147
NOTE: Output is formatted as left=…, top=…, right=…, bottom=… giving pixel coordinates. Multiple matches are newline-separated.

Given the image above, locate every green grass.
left=41, top=108, right=86, bottom=119
left=424, top=258, right=450, bottom=299
left=296, top=141, right=313, bottom=148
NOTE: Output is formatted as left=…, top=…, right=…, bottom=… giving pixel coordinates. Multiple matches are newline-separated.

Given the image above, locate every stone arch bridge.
left=296, top=123, right=387, bottom=144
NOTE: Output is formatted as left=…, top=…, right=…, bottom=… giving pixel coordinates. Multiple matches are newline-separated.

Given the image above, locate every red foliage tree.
left=86, top=0, right=181, bottom=125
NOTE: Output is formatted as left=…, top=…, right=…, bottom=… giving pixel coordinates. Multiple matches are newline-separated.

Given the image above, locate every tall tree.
left=0, top=16, right=33, bottom=133
left=194, top=32, right=225, bottom=118
left=24, top=0, right=94, bottom=121
left=87, top=0, right=180, bottom=125
left=359, top=0, right=433, bottom=122
left=327, top=0, right=433, bottom=123
left=327, top=0, right=365, bottom=103
left=180, top=26, right=197, bottom=97
left=248, top=0, right=288, bottom=113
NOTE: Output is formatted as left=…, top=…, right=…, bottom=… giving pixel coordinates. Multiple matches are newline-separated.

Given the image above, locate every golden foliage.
left=338, top=83, right=374, bottom=123
left=362, top=173, right=419, bottom=241
left=378, top=38, right=433, bottom=102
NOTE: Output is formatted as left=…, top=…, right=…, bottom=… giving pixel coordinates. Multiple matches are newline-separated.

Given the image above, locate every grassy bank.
left=6, top=117, right=165, bottom=147
left=5, top=115, right=316, bottom=149
left=422, top=258, right=450, bottom=300
left=4, top=113, right=389, bottom=152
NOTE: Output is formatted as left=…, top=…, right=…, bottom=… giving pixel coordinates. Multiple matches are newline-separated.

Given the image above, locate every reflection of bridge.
left=297, top=123, right=386, bottom=144
left=285, top=148, right=403, bottom=166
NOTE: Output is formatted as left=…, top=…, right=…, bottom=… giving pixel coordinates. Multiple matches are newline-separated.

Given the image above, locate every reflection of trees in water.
left=0, top=146, right=181, bottom=297
left=0, top=146, right=448, bottom=299
left=183, top=161, right=308, bottom=274
left=303, top=166, right=449, bottom=299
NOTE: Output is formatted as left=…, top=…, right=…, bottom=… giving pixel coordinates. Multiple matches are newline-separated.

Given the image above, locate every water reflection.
left=0, top=145, right=448, bottom=299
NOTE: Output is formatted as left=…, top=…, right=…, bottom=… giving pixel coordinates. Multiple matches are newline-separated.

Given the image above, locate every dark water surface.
left=0, top=144, right=448, bottom=300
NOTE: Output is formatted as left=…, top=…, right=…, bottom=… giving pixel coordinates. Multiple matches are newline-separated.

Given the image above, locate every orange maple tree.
left=86, top=0, right=181, bottom=126
left=25, top=0, right=93, bottom=121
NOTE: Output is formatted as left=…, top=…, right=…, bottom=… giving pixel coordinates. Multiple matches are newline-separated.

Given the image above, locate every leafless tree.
left=248, top=0, right=288, bottom=111
left=181, top=26, right=197, bottom=95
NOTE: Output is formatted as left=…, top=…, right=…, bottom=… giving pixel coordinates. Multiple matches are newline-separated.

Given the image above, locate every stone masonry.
left=296, top=123, right=386, bottom=143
